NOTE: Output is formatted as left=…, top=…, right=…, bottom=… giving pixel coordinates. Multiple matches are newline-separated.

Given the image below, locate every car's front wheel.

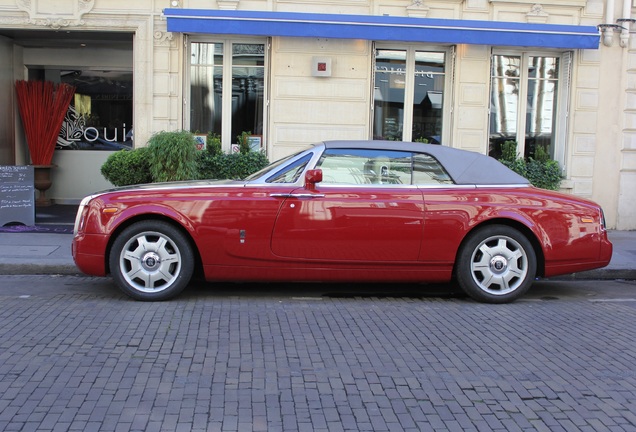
left=109, top=220, right=194, bottom=301
left=456, top=225, right=537, bottom=304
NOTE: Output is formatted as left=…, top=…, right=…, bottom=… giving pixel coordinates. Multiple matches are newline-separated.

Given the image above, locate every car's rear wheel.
left=456, top=225, right=536, bottom=304
left=109, top=220, right=194, bottom=301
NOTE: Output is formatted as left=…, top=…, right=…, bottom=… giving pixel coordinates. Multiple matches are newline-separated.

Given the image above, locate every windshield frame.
left=243, top=150, right=306, bottom=181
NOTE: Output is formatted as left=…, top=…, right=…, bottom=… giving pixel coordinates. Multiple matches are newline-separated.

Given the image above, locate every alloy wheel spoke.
left=119, top=231, right=183, bottom=293
left=125, top=260, right=144, bottom=281
left=470, top=235, right=529, bottom=295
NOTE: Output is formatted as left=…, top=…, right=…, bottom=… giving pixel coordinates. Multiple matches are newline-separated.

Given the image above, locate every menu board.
left=0, top=165, right=35, bottom=226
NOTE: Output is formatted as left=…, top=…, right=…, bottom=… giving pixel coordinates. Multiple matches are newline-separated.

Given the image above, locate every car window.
left=266, top=154, right=312, bottom=183
left=413, top=153, right=454, bottom=185
left=317, top=148, right=412, bottom=185
left=244, top=150, right=305, bottom=181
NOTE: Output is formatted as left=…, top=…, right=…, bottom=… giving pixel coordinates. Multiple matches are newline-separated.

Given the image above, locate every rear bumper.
left=600, top=231, right=613, bottom=265
left=544, top=232, right=613, bottom=277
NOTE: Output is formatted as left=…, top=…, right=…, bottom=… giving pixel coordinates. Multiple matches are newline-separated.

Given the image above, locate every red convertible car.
left=72, top=140, right=612, bottom=303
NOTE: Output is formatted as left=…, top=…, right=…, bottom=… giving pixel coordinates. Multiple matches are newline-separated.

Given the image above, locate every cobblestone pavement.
left=1, top=276, right=635, bottom=431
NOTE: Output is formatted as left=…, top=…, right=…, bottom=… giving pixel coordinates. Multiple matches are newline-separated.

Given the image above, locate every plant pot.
left=33, top=164, right=54, bottom=207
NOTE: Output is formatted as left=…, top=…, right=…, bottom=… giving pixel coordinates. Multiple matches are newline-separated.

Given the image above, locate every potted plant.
left=15, top=80, right=75, bottom=206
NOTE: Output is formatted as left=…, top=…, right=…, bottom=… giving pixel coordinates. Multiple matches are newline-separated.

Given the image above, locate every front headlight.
left=73, top=195, right=95, bottom=235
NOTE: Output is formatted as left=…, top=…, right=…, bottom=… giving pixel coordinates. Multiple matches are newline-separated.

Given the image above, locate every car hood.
left=101, top=179, right=243, bottom=194
left=79, top=179, right=245, bottom=204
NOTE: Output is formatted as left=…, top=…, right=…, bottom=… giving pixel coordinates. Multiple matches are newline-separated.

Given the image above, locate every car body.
left=72, top=140, right=612, bottom=303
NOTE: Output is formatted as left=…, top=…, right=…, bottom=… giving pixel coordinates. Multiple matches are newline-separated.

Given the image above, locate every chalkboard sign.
left=0, top=165, right=35, bottom=226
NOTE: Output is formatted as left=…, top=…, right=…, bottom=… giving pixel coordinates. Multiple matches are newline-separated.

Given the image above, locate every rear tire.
left=109, top=220, right=194, bottom=301
left=456, top=225, right=536, bottom=304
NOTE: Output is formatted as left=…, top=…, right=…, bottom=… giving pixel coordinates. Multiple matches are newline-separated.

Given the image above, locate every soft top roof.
left=321, top=140, right=530, bottom=186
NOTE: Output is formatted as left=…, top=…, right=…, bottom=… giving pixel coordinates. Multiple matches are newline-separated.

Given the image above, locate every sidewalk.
left=0, top=205, right=635, bottom=280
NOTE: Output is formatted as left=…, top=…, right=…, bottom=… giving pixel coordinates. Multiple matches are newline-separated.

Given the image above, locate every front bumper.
left=72, top=233, right=109, bottom=276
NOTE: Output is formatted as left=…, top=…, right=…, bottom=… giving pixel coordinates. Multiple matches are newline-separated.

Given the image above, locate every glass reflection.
left=489, top=55, right=520, bottom=158
left=413, top=51, right=445, bottom=144
left=57, top=69, right=133, bottom=151
left=231, top=43, right=265, bottom=142
left=489, top=54, right=560, bottom=160
left=525, top=56, right=559, bottom=159
left=374, top=49, right=406, bottom=141
left=373, top=49, right=445, bottom=144
left=190, top=42, right=223, bottom=134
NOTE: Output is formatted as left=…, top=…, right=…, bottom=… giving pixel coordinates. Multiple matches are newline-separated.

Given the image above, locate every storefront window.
left=489, top=53, right=564, bottom=160
left=373, top=47, right=446, bottom=144
left=231, top=43, right=265, bottom=143
left=374, top=49, right=406, bottom=141
left=190, top=42, right=223, bottom=135
left=413, top=51, right=445, bottom=144
left=189, top=40, right=265, bottom=150
left=56, top=69, right=133, bottom=150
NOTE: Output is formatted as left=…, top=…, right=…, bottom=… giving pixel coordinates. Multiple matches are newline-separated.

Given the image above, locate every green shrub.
left=147, top=130, right=198, bottom=182
left=498, top=141, right=562, bottom=191
left=501, top=140, right=518, bottom=163
left=198, top=151, right=269, bottom=180
left=102, top=131, right=269, bottom=185
left=237, top=131, right=252, bottom=155
left=525, top=158, right=562, bottom=190
left=533, top=144, right=551, bottom=163
left=501, top=158, right=527, bottom=178
left=101, top=147, right=152, bottom=186
left=206, top=132, right=222, bottom=156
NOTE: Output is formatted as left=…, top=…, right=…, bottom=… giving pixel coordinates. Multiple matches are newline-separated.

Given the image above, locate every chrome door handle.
left=270, top=193, right=325, bottom=198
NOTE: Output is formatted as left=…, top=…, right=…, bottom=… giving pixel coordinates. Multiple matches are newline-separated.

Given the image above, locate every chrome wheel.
left=469, top=235, right=528, bottom=296
left=456, top=225, right=536, bottom=304
left=109, top=221, right=194, bottom=301
left=119, top=231, right=182, bottom=293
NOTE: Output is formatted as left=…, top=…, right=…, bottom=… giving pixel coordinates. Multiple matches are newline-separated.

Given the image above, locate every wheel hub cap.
left=490, top=256, right=508, bottom=274
left=142, top=252, right=161, bottom=271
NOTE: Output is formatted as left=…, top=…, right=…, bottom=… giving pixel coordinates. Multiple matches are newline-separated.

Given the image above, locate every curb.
left=549, top=269, right=636, bottom=282
left=0, top=264, right=81, bottom=276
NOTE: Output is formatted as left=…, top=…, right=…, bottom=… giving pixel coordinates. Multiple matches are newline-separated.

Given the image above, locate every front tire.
left=456, top=225, right=536, bottom=304
left=109, top=220, right=194, bottom=301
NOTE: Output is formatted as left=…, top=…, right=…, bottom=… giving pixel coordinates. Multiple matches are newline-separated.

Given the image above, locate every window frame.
left=315, top=148, right=454, bottom=186
left=488, top=49, right=572, bottom=167
left=372, top=42, right=454, bottom=145
left=185, top=36, right=270, bottom=153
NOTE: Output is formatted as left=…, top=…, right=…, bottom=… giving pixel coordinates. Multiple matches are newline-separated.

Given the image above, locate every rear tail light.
left=600, top=208, right=607, bottom=230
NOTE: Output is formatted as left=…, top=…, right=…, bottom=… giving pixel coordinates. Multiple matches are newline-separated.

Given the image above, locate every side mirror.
left=304, top=169, right=323, bottom=189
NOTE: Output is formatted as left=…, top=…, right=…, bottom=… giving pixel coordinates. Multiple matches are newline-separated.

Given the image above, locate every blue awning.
left=164, top=9, right=600, bottom=50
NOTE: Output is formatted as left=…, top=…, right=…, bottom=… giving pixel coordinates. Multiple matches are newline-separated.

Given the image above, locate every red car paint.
left=72, top=141, right=612, bottom=302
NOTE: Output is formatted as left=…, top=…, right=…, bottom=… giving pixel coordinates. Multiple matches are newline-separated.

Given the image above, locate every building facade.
left=0, top=0, right=634, bottom=229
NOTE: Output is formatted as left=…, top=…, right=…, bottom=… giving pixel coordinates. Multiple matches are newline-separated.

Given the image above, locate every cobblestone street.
left=1, top=276, right=635, bottom=431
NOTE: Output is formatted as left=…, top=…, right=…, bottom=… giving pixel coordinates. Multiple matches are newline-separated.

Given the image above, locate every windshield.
left=243, top=150, right=307, bottom=181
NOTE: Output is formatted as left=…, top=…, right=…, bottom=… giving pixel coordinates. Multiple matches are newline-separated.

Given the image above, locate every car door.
left=270, top=148, right=424, bottom=262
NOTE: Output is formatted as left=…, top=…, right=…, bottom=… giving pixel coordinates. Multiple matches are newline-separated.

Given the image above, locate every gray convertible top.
left=322, top=140, right=530, bottom=186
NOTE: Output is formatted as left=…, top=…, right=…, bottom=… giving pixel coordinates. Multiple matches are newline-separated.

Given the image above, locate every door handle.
left=269, top=193, right=325, bottom=198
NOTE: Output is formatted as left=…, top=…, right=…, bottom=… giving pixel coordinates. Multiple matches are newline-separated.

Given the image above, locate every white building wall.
left=0, top=0, right=633, bottom=228
left=152, top=19, right=182, bottom=133
left=594, top=0, right=634, bottom=229
left=619, top=33, right=636, bottom=229
left=269, top=37, right=371, bottom=160
left=452, top=44, right=490, bottom=154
